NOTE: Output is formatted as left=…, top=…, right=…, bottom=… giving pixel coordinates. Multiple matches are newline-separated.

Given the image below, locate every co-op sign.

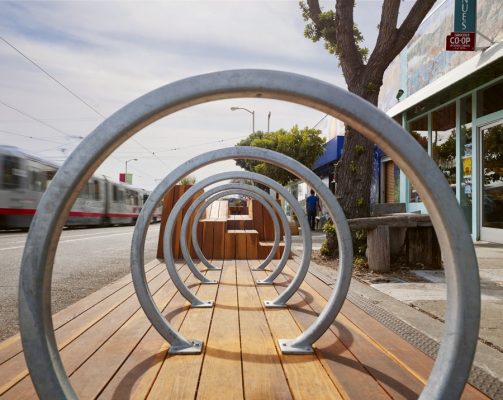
left=446, top=0, right=477, bottom=51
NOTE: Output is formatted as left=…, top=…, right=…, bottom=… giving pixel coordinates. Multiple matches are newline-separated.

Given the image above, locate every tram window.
left=2, top=156, right=26, bottom=189
left=113, top=185, right=119, bottom=202
left=94, top=180, right=101, bottom=200
left=87, top=182, right=94, bottom=199
left=126, top=189, right=139, bottom=205
left=113, top=185, right=125, bottom=202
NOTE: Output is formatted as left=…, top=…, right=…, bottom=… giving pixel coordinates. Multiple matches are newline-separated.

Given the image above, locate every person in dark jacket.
left=306, top=189, right=321, bottom=230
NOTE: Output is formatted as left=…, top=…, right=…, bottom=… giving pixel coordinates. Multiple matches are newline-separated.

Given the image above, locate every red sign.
left=446, top=32, right=476, bottom=51
left=119, top=173, right=126, bottom=183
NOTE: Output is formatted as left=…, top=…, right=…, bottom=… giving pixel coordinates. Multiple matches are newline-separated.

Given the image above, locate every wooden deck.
left=0, top=259, right=488, bottom=399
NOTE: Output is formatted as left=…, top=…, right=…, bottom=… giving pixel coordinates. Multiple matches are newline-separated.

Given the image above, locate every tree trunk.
left=335, top=82, right=380, bottom=219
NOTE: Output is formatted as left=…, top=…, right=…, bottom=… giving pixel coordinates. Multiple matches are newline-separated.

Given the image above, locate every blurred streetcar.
left=0, top=145, right=161, bottom=229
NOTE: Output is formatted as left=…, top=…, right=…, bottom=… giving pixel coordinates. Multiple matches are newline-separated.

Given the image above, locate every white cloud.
left=1, top=0, right=407, bottom=189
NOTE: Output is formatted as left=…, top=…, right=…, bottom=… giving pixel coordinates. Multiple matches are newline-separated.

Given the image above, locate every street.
left=0, top=224, right=161, bottom=340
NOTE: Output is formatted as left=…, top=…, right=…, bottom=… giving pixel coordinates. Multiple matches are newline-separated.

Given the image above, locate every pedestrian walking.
left=306, top=189, right=321, bottom=231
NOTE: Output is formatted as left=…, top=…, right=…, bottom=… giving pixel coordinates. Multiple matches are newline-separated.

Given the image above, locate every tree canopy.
left=300, top=0, right=436, bottom=219
left=235, top=125, right=325, bottom=185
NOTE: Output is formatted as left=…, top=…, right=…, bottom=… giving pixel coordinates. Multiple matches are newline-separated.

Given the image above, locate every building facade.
left=378, top=0, right=503, bottom=243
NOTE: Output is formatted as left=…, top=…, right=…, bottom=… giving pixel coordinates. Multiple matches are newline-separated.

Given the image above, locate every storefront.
left=378, top=0, right=503, bottom=243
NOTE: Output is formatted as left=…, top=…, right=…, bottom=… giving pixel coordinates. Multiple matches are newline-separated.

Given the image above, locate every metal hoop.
left=182, top=187, right=285, bottom=273
left=181, top=171, right=296, bottom=274
left=165, top=171, right=292, bottom=275
left=161, top=182, right=289, bottom=307
left=19, top=69, right=478, bottom=399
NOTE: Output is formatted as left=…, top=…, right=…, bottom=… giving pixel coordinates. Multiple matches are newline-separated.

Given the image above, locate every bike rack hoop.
left=19, top=69, right=479, bottom=400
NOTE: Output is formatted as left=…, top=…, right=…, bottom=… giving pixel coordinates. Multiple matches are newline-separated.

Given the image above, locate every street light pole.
left=267, top=111, right=271, bottom=133
left=125, top=158, right=138, bottom=184
left=230, top=106, right=255, bottom=133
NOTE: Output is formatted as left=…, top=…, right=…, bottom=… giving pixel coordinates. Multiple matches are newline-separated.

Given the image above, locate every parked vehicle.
left=0, top=145, right=161, bottom=229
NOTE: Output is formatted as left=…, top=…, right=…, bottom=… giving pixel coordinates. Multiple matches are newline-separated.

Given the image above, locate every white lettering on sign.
left=461, top=0, right=469, bottom=30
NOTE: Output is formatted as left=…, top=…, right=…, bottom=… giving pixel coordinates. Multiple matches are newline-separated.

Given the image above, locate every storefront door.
left=480, top=120, right=503, bottom=243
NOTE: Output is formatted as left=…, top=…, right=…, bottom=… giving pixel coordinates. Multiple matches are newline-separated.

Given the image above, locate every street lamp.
left=230, top=106, right=255, bottom=133
left=125, top=158, right=138, bottom=183
left=267, top=111, right=271, bottom=133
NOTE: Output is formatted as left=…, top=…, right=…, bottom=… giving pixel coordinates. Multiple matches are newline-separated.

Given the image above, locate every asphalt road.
left=0, top=224, right=161, bottom=341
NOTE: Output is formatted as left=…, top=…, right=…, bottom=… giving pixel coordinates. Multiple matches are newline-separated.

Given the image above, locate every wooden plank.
left=0, top=259, right=161, bottom=366
left=201, top=221, right=214, bottom=260
left=347, top=213, right=432, bottom=230
left=245, top=229, right=258, bottom=259
left=279, top=263, right=423, bottom=399
left=237, top=260, right=292, bottom=399
left=196, top=260, right=243, bottom=400
left=367, top=225, right=391, bottom=272
left=157, top=187, right=176, bottom=259
left=262, top=263, right=391, bottom=399
left=97, top=262, right=220, bottom=400
left=212, top=222, right=226, bottom=259
left=251, top=200, right=265, bottom=239
left=252, top=266, right=342, bottom=400
left=67, top=264, right=194, bottom=399
left=173, top=185, right=190, bottom=259
left=262, top=203, right=275, bottom=241
left=147, top=262, right=222, bottom=399
left=290, top=263, right=488, bottom=400
left=224, top=232, right=236, bottom=260
left=233, top=231, right=247, bottom=260
left=187, top=190, right=204, bottom=258
left=0, top=262, right=169, bottom=397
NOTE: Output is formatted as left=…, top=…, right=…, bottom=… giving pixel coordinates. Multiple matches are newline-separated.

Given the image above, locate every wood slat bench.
left=348, top=213, right=441, bottom=272
left=0, top=258, right=487, bottom=399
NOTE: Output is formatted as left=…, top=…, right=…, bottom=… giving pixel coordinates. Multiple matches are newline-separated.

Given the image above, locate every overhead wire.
left=0, top=35, right=172, bottom=173
left=0, top=99, right=83, bottom=140
left=0, top=35, right=165, bottom=181
left=0, top=128, right=69, bottom=144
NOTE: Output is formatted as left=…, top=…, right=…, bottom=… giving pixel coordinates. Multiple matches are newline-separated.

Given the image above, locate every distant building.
left=376, top=0, right=503, bottom=243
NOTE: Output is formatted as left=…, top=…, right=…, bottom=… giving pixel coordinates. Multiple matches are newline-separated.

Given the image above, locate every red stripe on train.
left=0, top=208, right=138, bottom=218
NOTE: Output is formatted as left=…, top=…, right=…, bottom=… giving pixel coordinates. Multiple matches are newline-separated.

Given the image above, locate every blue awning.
left=313, top=136, right=344, bottom=170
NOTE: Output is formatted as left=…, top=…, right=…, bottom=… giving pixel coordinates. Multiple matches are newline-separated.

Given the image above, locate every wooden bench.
left=0, top=258, right=488, bottom=399
left=348, top=213, right=441, bottom=272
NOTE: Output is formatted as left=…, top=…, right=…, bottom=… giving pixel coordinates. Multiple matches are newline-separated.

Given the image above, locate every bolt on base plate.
left=168, top=339, right=204, bottom=355
left=264, top=300, right=287, bottom=308
left=191, top=300, right=214, bottom=308
left=278, top=339, right=314, bottom=354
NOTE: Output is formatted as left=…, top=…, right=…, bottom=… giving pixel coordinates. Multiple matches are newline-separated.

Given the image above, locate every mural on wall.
left=378, top=56, right=402, bottom=112
left=379, top=0, right=503, bottom=111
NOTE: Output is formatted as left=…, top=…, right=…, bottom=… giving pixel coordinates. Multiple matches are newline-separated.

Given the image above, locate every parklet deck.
left=0, top=259, right=488, bottom=399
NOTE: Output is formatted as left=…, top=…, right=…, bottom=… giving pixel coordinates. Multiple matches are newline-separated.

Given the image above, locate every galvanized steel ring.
left=19, top=69, right=478, bottom=400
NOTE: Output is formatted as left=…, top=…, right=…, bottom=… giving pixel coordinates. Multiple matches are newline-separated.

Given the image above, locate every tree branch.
left=306, top=0, right=337, bottom=44
left=366, top=0, right=436, bottom=81
left=395, top=0, right=437, bottom=51
left=335, top=0, right=365, bottom=84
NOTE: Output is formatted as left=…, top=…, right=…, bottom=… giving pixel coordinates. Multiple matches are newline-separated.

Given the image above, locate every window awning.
left=313, top=136, right=344, bottom=171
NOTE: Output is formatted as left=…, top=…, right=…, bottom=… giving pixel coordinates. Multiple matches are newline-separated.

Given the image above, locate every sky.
left=0, top=0, right=416, bottom=190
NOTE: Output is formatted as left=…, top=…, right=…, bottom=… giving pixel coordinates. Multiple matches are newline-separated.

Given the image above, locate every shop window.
left=460, top=95, right=473, bottom=231
left=382, top=160, right=400, bottom=203
left=408, top=116, right=428, bottom=202
left=477, top=80, right=503, bottom=118
left=482, top=123, right=503, bottom=229
left=409, top=116, right=428, bottom=150
left=432, top=102, right=456, bottom=187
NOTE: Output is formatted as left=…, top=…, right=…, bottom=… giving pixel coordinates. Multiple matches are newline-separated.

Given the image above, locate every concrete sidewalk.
left=298, top=237, right=503, bottom=398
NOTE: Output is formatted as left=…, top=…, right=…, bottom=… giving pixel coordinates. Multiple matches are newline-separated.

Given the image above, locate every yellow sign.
left=463, top=156, right=472, bottom=177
